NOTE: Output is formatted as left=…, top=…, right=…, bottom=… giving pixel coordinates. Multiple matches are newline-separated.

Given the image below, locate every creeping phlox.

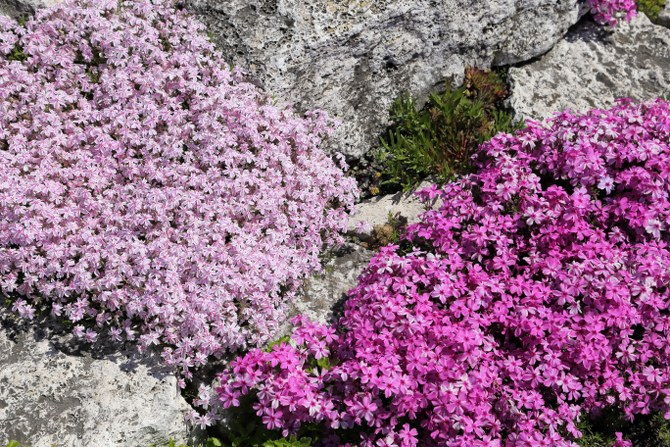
left=0, top=0, right=357, bottom=378
left=588, top=0, right=637, bottom=25
left=217, top=99, right=670, bottom=446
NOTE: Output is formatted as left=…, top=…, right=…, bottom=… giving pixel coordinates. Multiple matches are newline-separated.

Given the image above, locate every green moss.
left=637, top=0, right=666, bottom=21
left=376, top=68, right=523, bottom=190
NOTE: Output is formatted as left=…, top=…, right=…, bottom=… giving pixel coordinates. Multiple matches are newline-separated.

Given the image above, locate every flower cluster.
left=0, top=0, right=357, bottom=375
left=587, top=0, right=637, bottom=26
left=217, top=99, right=670, bottom=446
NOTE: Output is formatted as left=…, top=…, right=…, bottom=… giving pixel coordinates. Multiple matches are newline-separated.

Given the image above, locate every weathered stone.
left=282, top=244, right=373, bottom=330
left=186, top=0, right=585, bottom=158
left=0, top=0, right=61, bottom=18
left=508, top=14, right=670, bottom=121
left=0, top=313, right=195, bottom=447
left=658, top=3, right=670, bottom=28
left=347, top=181, right=437, bottom=239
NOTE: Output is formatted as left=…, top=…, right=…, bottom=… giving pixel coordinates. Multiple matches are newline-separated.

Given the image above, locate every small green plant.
left=637, top=0, right=666, bottom=21
left=377, top=68, right=523, bottom=190
left=7, top=44, right=27, bottom=62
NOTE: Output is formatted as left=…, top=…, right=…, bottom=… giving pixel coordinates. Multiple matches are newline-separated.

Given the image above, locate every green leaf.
left=376, top=68, right=523, bottom=190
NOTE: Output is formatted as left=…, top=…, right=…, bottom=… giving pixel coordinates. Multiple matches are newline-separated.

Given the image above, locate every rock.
left=347, top=181, right=436, bottom=239
left=0, top=0, right=61, bottom=18
left=658, top=3, right=670, bottom=28
left=283, top=244, right=373, bottom=329
left=186, top=0, right=585, bottom=158
left=0, top=314, right=195, bottom=447
left=508, top=14, right=670, bottom=121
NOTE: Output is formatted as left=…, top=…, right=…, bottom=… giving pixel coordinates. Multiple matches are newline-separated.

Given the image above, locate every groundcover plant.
left=215, top=99, right=670, bottom=446
left=589, top=0, right=638, bottom=25
left=0, top=0, right=357, bottom=378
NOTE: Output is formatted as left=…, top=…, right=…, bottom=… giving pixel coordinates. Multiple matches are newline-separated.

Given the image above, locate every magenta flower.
left=217, top=99, right=670, bottom=446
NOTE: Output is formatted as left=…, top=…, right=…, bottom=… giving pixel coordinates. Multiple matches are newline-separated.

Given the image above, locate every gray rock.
left=0, top=0, right=60, bottom=18
left=186, top=0, right=585, bottom=158
left=0, top=315, right=195, bottom=447
left=658, top=3, right=670, bottom=28
left=283, top=244, right=373, bottom=330
left=508, top=14, right=670, bottom=121
left=347, top=181, right=438, bottom=239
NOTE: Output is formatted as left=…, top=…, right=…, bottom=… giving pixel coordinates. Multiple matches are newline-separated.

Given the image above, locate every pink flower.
left=0, top=0, right=358, bottom=376
left=216, top=99, right=670, bottom=446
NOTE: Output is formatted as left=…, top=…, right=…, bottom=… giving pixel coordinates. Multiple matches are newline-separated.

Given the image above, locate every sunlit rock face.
left=508, top=13, right=670, bottom=121
left=186, top=0, right=584, bottom=157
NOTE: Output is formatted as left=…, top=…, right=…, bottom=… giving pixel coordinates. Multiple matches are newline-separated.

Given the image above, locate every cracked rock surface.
left=508, top=14, right=670, bottom=121
left=0, top=314, right=194, bottom=447
left=186, top=0, right=585, bottom=157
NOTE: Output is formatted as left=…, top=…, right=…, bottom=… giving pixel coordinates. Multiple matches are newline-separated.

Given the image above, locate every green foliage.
left=7, top=44, right=27, bottom=62
left=263, top=335, right=290, bottom=352
left=218, top=393, right=318, bottom=447
left=576, top=410, right=670, bottom=447
left=637, top=0, right=666, bottom=21
left=377, top=68, right=523, bottom=190
left=149, top=438, right=224, bottom=447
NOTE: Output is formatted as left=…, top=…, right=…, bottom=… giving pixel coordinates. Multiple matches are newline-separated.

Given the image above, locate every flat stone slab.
left=508, top=14, right=670, bottom=121
left=348, top=187, right=428, bottom=237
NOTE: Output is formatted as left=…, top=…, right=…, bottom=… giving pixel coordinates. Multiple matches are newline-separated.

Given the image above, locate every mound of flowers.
left=215, top=99, right=670, bottom=446
left=0, top=0, right=357, bottom=376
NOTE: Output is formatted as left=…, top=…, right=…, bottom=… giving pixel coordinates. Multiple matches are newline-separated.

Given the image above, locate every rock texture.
left=347, top=181, right=438, bottom=238
left=508, top=14, right=670, bottom=121
left=658, top=3, right=670, bottom=28
left=0, top=0, right=60, bottom=18
left=186, top=0, right=585, bottom=157
left=0, top=315, right=194, bottom=447
left=284, top=243, right=373, bottom=329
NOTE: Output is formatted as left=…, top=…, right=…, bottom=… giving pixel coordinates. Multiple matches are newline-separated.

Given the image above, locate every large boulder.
left=186, top=0, right=585, bottom=158
left=508, top=13, right=670, bottom=121
left=0, top=314, right=195, bottom=447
